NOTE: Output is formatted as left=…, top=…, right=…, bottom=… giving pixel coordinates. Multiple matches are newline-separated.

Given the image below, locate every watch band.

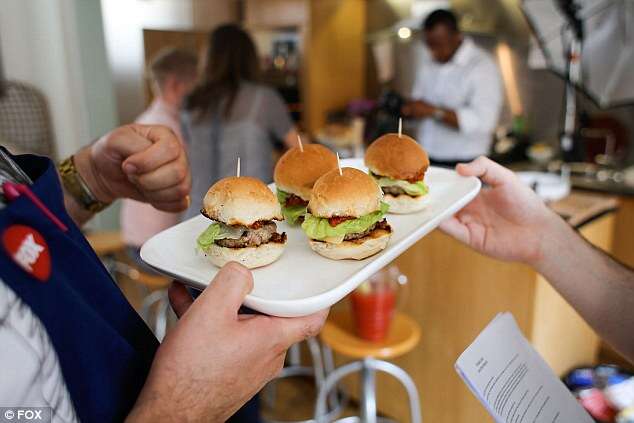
left=58, top=156, right=111, bottom=213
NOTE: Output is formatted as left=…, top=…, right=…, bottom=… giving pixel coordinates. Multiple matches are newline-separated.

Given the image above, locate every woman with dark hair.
left=182, top=24, right=298, bottom=219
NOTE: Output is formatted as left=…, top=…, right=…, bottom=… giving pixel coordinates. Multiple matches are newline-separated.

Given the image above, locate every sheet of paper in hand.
left=455, top=312, right=593, bottom=423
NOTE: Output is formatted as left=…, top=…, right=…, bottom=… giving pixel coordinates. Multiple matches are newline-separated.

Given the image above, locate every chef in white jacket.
left=403, top=9, right=503, bottom=167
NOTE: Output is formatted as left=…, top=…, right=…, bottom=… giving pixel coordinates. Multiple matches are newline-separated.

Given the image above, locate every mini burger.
left=196, top=176, right=287, bottom=269
left=274, top=144, right=338, bottom=225
left=365, top=133, right=430, bottom=214
left=301, top=167, right=391, bottom=260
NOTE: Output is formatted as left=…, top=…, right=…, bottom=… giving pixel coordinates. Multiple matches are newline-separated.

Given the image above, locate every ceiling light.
left=397, top=27, right=412, bottom=39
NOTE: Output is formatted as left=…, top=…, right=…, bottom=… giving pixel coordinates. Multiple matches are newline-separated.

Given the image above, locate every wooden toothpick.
left=297, top=134, right=304, bottom=152
left=336, top=152, right=342, bottom=176
left=236, top=157, right=241, bottom=178
left=398, top=117, right=402, bottom=138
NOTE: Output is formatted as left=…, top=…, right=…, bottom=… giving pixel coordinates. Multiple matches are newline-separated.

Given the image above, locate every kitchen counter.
left=509, top=161, right=634, bottom=197
left=331, top=191, right=619, bottom=423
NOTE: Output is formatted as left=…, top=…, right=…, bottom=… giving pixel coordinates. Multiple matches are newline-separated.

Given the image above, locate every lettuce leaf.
left=276, top=189, right=289, bottom=205
left=370, top=172, right=429, bottom=196
left=197, top=223, right=244, bottom=250
left=277, top=189, right=306, bottom=225
left=301, top=202, right=389, bottom=243
left=282, top=204, right=307, bottom=225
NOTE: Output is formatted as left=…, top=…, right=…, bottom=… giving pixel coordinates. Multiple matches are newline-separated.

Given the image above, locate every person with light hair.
left=120, top=47, right=198, bottom=266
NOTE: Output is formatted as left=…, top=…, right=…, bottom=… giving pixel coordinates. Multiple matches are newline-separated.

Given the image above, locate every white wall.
left=0, top=0, right=89, bottom=158
left=0, top=0, right=119, bottom=229
left=100, top=0, right=194, bottom=125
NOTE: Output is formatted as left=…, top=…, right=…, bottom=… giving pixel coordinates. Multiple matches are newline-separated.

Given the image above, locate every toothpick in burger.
left=365, top=133, right=430, bottom=214
left=196, top=176, right=287, bottom=268
left=301, top=167, right=391, bottom=260
left=274, top=143, right=338, bottom=225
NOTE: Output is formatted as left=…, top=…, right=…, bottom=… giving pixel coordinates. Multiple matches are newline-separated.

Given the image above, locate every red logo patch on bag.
left=2, top=225, right=51, bottom=282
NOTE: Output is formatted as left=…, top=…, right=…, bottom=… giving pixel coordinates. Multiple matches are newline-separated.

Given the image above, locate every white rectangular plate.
left=141, top=158, right=480, bottom=317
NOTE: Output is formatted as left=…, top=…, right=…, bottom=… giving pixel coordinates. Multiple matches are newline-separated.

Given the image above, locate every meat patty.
left=381, top=186, right=408, bottom=196
left=343, top=219, right=391, bottom=241
left=285, top=194, right=308, bottom=208
left=215, top=221, right=286, bottom=248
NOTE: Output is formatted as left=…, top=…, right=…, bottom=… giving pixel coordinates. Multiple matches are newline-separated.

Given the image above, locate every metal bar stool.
left=315, top=311, right=422, bottom=423
left=112, top=261, right=172, bottom=341
left=263, top=338, right=346, bottom=423
left=85, top=231, right=172, bottom=341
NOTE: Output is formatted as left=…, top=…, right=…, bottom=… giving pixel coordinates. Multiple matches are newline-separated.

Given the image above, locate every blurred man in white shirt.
left=403, top=9, right=502, bottom=167
left=120, top=48, right=197, bottom=262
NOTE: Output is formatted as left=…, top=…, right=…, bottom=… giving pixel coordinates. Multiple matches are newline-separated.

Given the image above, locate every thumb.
left=439, top=216, right=470, bottom=245
left=274, top=309, right=329, bottom=347
left=456, top=156, right=514, bottom=188
left=198, top=262, right=254, bottom=317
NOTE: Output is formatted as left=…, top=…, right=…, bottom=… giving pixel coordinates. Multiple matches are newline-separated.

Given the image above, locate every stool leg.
left=366, top=359, right=422, bottom=423
left=140, top=290, right=165, bottom=323
left=154, top=290, right=170, bottom=342
left=307, top=337, right=325, bottom=388
left=321, top=345, right=340, bottom=411
left=360, top=358, right=377, bottom=423
left=315, top=361, right=363, bottom=423
left=288, top=342, right=301, bottom=366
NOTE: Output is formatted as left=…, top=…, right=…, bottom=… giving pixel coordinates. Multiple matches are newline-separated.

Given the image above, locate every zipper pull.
left=2, top=182, right=68, bottom=232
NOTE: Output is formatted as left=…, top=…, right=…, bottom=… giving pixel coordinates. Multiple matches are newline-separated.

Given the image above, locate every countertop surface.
left=508, top=161, right=634, bottom=197
left=548, top=191, right=618, bottom=228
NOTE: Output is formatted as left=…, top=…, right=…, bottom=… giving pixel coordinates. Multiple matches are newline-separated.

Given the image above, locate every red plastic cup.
left=350, top=287, right=397, bottom=342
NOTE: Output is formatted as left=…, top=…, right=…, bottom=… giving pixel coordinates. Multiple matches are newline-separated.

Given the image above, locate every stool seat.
left=320, top=311, right=420, bottom=360
left=134, top=271, right=171, bottom=290
left=86, top=231, right=125, bottom=256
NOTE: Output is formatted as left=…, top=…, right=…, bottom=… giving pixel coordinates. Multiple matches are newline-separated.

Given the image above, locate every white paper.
left=455, top=313, right=593, bottom=423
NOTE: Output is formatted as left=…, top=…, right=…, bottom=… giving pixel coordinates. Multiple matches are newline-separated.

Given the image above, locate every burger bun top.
left=308, top=167, right=383, bottom=218
left=365, top=133, right=429, bottom=181
left=203, top=176, right=282, bottom=226
left=274, top=144, right=338, bottom=200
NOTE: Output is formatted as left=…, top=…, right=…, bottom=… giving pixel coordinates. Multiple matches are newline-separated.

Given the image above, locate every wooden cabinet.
left=244, top=0, right=367, bottom=133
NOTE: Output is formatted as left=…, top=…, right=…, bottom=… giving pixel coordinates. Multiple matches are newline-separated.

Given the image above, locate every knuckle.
left=174, top=166, right=187, bottom=182
left=176, top=182, right=190, bottom=197
left=301, top=321, right=320, bottom=339
left=271, top=339, right=288, bottom=357
left=166, top=138, right=181, bottom=157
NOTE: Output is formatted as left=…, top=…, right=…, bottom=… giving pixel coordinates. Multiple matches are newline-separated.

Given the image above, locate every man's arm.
left=402, top=60, right=502, bottom=134
left=402, top=100, right=460, bottom=129
left=60, top=124, right=191, bottom=227
left=440, top=157, right=634, bottom=363
left=534, top=213, right=634, bottom=361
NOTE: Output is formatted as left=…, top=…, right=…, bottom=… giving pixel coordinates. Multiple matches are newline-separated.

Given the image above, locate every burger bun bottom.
left=384, top=193, right=427, bottom=214
left=309, top=228, right=391, bottom=260
left=202, top=241, right=285, bottom=269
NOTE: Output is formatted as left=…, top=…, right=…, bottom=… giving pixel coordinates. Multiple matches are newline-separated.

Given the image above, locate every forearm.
left=406, top=101, right=459, bottom=129
left=61, top=184, right=96, bottom=227
left=534, top=216, right=634, bottom=362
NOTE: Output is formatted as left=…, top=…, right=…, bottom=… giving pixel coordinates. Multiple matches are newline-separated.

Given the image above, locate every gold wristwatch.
left=58, top=156, right=111, bottom=213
